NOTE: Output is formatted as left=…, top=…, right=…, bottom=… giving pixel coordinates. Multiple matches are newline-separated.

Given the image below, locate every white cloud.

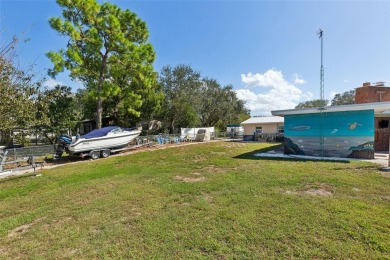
left=236, top=69, right=313, bottom=116
left=241, top=69, right=285, bottom=88
left=293, top=73, right=306, bottom=84
left=43, top=78, right=62, bottom=88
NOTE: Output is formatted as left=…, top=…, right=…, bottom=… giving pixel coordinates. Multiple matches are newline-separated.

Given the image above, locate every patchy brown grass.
left=285, top=182, right=334, bottom=196
left=1, top=141, right=389, bottom=259
left=203, top=164, right=233, bottom=174
left=8, top=218, right=42, bottom=238
left=211, top=152, right=226, bottom=155
left=305, top=188, right=333, bottom=196
left=191, top=154, right=207, bottom=162
left=381, top=171, right=390, bottom=178
left=174, top=175, right=206, bottom=183
left=190, top=172, right=202, bottom=176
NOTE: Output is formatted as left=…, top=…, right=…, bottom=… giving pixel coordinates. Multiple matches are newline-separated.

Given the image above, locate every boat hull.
left=67, top=130, right=141, bottom=154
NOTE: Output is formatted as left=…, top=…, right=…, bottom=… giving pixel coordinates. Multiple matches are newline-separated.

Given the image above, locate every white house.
left=241, top=116, right=284, bottom=141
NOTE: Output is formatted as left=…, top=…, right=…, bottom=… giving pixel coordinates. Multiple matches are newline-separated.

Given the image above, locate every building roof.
left=241, top=116, right=284, bottom=125
left=271, top=102, right=390, bottom=117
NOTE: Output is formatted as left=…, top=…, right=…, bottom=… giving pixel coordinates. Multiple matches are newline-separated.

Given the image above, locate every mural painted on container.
left=284, top=110, right=374, bottom=158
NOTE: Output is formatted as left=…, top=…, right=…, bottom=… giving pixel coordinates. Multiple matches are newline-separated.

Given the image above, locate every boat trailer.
left=55, top=136, right=155, bottom=160
left=71, top=139, right=155, bottom=160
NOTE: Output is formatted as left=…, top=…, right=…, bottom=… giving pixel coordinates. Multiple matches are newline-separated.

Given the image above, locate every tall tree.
left=47, top=0, right=157, bottom=128
left=74, top=88, right=96, bottom=121
left=159, top=65, right=201, bottom=133
left=38, top=85, right=81, bottom=143
left=295, top=99, right=328, bottom=109
left=331, top=90, right=355, bottom=106
left=217, top=85, right=250, bottom=126
left=103, top=76, right=164, bottom=127
left=197, top=79, right=250, bottom=127
left=0, top=36, right=41, bottom=145
left=159, top=65, right=250, bottom=132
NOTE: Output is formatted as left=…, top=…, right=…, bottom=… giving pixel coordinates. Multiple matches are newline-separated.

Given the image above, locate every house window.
left=255, top=127, right=262, bottom=133
left=277, top=126, right=284, bottom=134
left=379, top=120, right=389, bottom=129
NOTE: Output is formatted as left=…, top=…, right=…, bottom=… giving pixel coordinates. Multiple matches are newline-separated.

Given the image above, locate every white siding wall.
left=243, top=123, right=283, bottom=135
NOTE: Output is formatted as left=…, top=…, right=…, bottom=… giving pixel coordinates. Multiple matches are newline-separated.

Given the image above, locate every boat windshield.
left=110, top=127, right=123, bottom=134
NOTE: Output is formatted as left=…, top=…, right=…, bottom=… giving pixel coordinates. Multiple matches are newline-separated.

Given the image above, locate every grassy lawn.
left=0, top=141, right=389, bottom=259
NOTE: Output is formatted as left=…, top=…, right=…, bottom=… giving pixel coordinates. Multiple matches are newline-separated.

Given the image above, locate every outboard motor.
left=54, top=134, right=72, bottom=158
left=59, top=134, right=72, bottom=145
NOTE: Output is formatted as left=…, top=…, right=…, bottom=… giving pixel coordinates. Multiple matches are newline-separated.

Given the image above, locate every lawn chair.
left=157, top=134, right=164, bottom=145
left=180, top=135, right=188, bottom=142
left=163, top=135, right=171, bottom=144
left=173, top=136, right=180, bottom=143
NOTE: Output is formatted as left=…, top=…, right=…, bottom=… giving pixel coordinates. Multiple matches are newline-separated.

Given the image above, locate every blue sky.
left=1, top=0, right=389, bottom=116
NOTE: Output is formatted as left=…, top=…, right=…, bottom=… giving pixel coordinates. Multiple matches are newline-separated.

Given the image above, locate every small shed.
left=241, top=116, right=284, bottom=141
left=272, top=102, right=390, bottom=159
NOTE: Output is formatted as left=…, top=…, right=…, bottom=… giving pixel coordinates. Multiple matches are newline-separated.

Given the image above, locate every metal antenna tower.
left=317, top=28, right=324, bottom=101
left=317, top=28, right=325, bottom=158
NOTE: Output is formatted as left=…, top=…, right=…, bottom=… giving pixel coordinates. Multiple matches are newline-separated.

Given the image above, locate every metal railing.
left=254, top=133, right=284, bottom=142
left=3, top=145, right=54, bottom=163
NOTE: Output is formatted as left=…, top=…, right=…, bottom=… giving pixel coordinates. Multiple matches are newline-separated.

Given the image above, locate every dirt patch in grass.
left=305, top=188, right=333, bottom=196
left=191, top=154, right=208, bottom=162
left=190, top=172, right=202, bottom=176
left=304, top=182, right=333, bottom=196
left=381, top=172, right=390, bottom=178
left=51, top=216, right=73, bottom=225
left=284, top=190, right=299, bottom=195
left=201, top=193, right=213, bottom=202
left=129, top=207, right=142, bottom=216
left=63, top=249, right=78, bottom=258
left=223, top=143, right=247, bottom=148
left=285, top=182, right=333, bottom=197
left=285, top=189, right=333, bottom=196
left=211, top=152, right=226, bottom=155
left=40, top=216, right=74, bottom=233
left=203, top=164, right=234, bottom=174
left=8, top=218, right=42, bottom=238
left=174, top=176, right=206, bottom=183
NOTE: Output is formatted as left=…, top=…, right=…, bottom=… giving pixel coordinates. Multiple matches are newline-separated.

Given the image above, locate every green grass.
left=0, top=141, right=389, bottom=258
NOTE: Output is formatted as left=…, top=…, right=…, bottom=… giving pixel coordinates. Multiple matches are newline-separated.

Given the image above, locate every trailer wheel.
left=101, top=150, right=110, bottom=158
left=89, top=151, right=100, bottom=160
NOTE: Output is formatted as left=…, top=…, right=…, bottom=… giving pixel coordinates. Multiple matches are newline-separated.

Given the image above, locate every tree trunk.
left=170, top=119, right=174, bottom=134
left=96, top=51, right=108, bottom=129
left=96, top=96, right=103, bottom=129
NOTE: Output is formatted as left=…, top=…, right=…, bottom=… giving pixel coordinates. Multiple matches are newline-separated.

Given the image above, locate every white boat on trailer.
left=67, top=126, right=141, bottom=159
